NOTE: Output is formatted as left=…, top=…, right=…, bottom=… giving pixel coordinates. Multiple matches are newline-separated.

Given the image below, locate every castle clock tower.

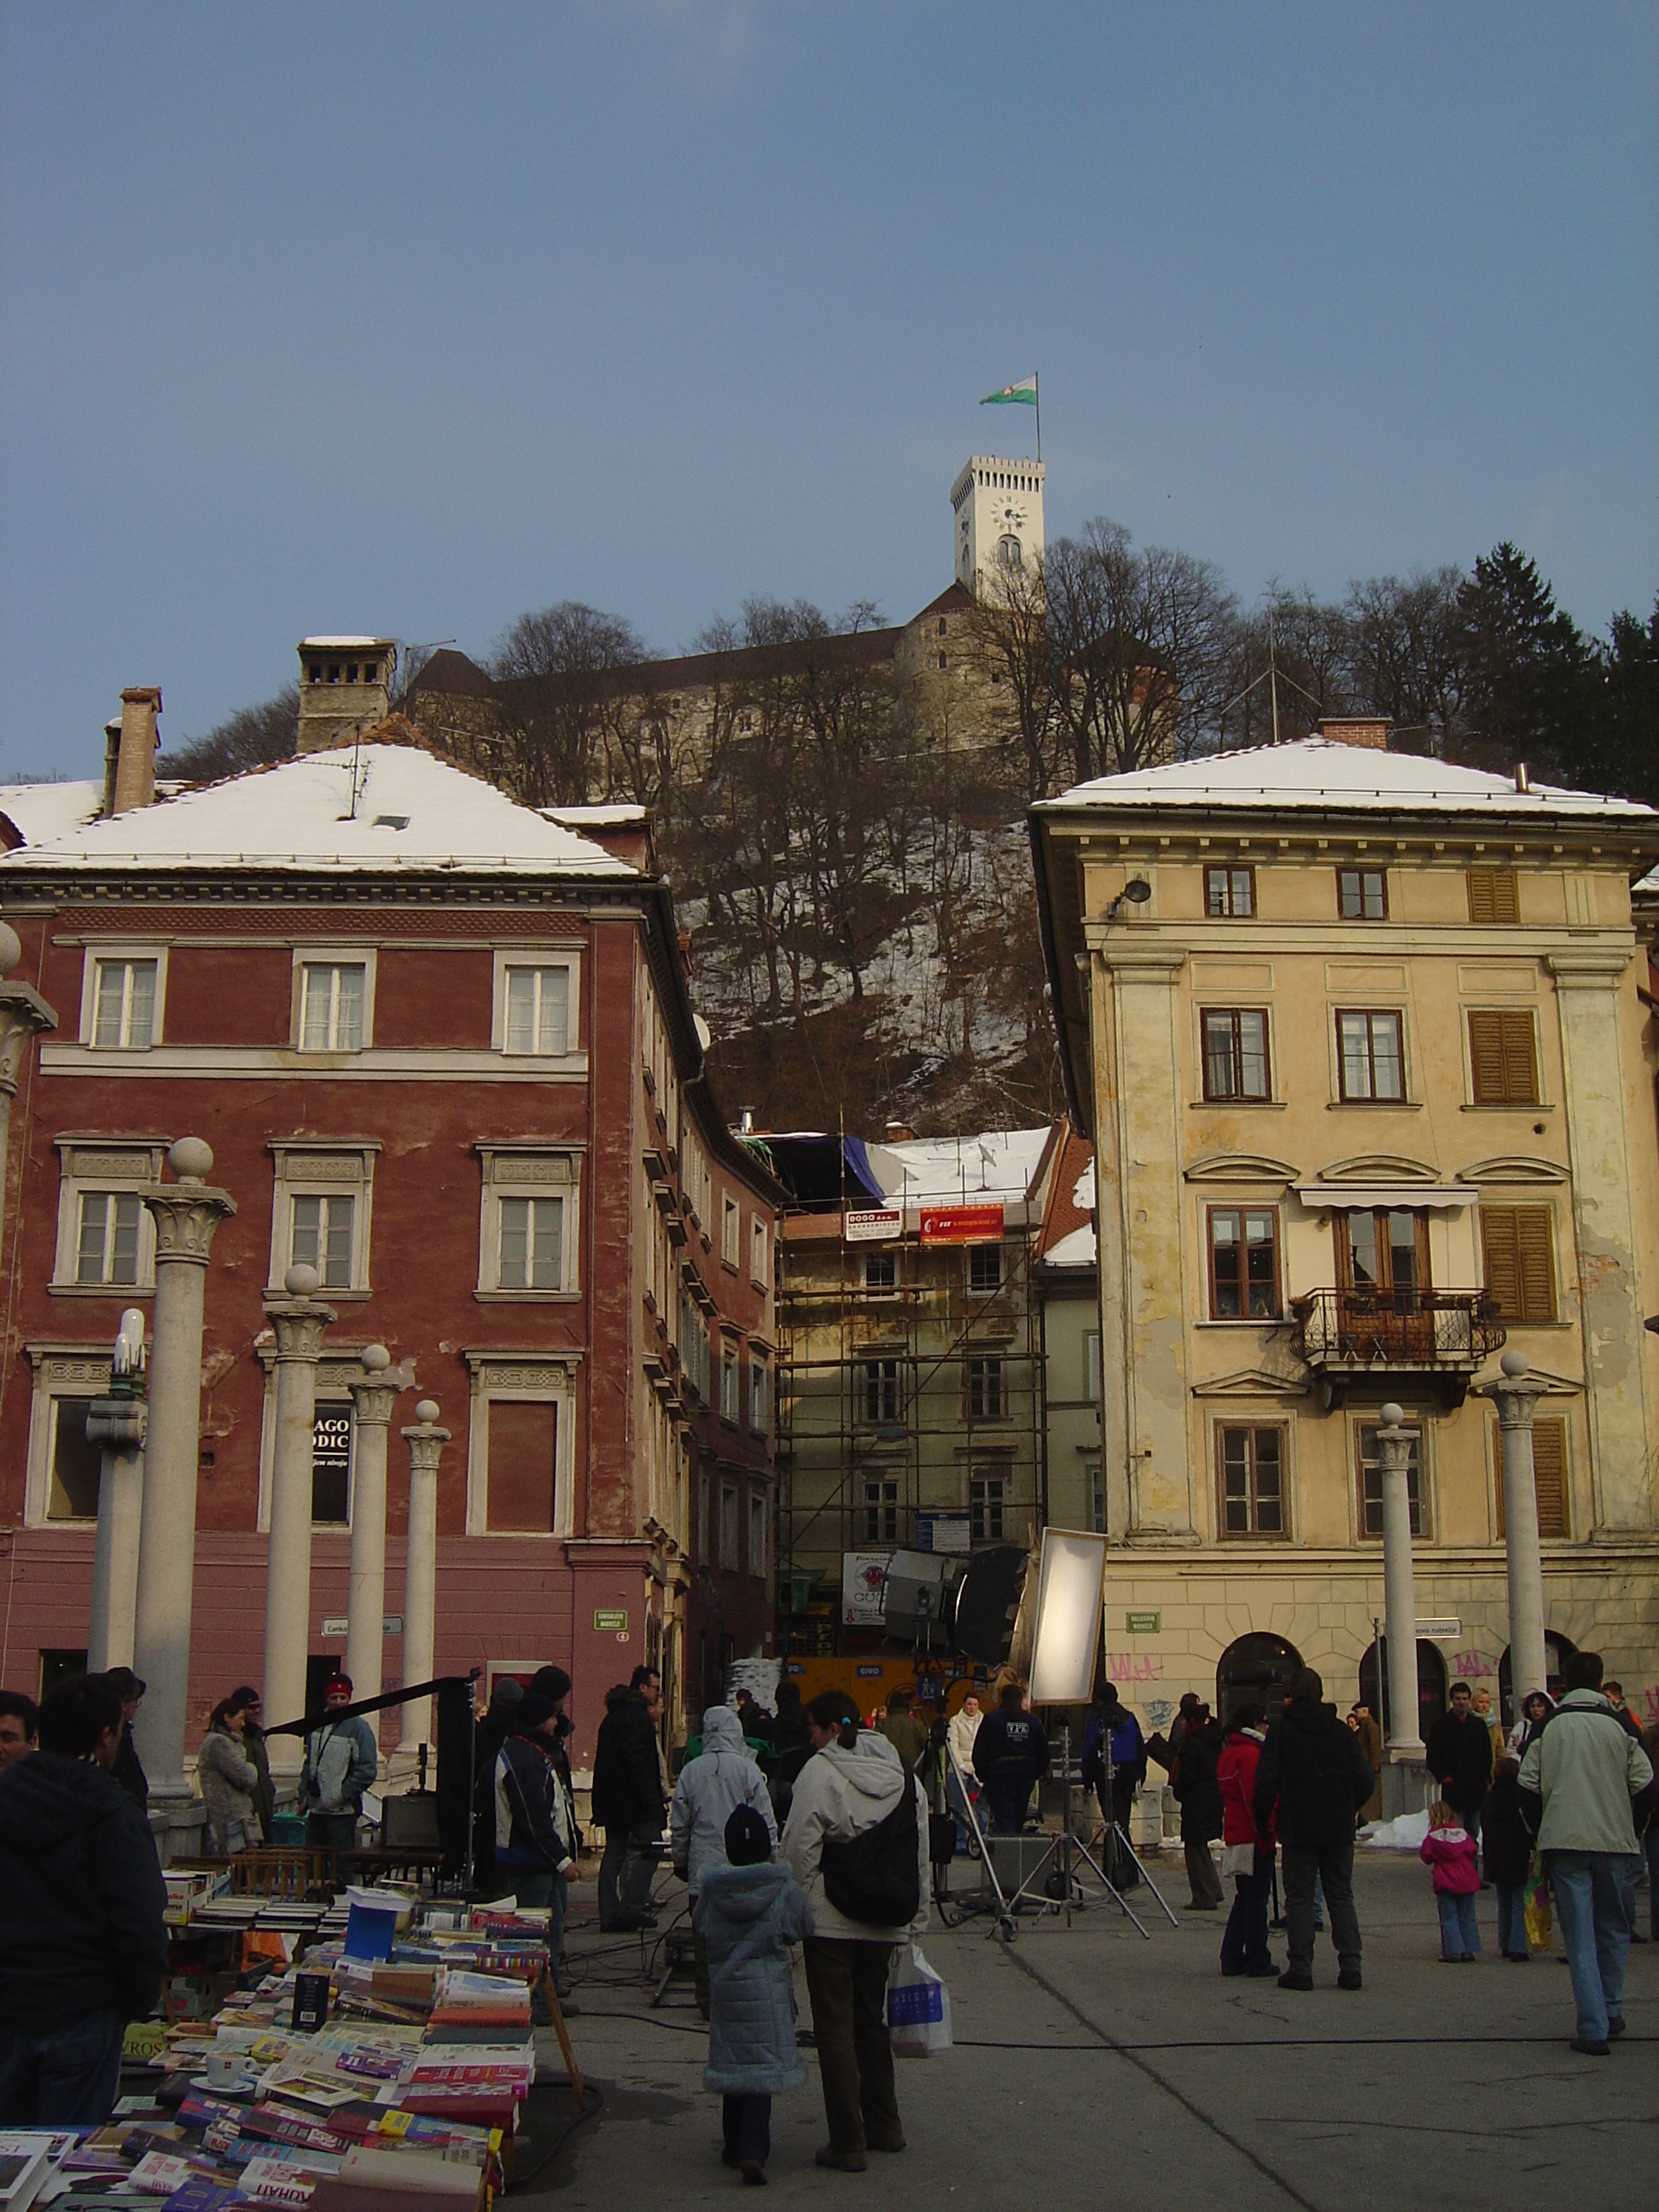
left=951, top=454, right=1046, bottom=600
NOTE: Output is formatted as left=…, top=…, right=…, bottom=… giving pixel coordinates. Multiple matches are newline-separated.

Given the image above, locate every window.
left=74, top=1192, right=143, bottom=1287
left=504, top=966, right=569, bottom=1056
left=968, top=1243, right=1003, bottom=1294
left=749, top=1355, right=768, bottom=1433
left=1494, top=1415, right=1569, bottom=1540
left=1219, top=1425, right=1285, bottom=1536
left=720, top=1344, right=740, bottom=1423
left=486, top=1401, right=558, bottom=1532
left=46, top=1400, right=102, bottom=1522
left=1481, top=1204, right=1556, bottom=1324
left=864, top=1250, right=897, bottom=1291
left=748, top=1489, right=767, bottom=1579
left=311, top=1406, right=352, bottom=1525
left=863, top=1359, right=900, bottom=1424
left=1207, top=1207, right=1279, bottom=1319
left=967, top=1356, right=1004, bottom=1421
left=998, top=534, right=1022, bottom=568
left=1337, top=867, right=1388, bottom=919
left=1085, top=1331, right=1102, bottom=1402
left=92, top=958, right=158, bottom=1049
left=1467, top=1010, right=1539, bottom=1105
left=1357, top=1422, right=1423, bottom=1538
left=299, top=962, right=366, bottom=1051
left=498, top=1196, right=563, bottom=1290
left=1202, top=1009, right=1270, bottom=1101
left=1086, top=1459, right=1105, bottom=1534
left=863, top=1476, right=899, bottom=1543
left=1467, top=867, right=1519, bottom=924
left=290, top=1193, right=355, bottom=1289
left=751, top=1217, right=769, bottom=1286
left=1205, top=865, right=1254, bottom=918
left=1336, top=1010, right=1405, bottom=1101
left=461, top=1354, right=576, bottom=1536
left=721, top=1483, right=740, bottom=1568
left=969, top=1474, right=1005, bottom=1542
left=722, top=1197, right=741, bottom=1267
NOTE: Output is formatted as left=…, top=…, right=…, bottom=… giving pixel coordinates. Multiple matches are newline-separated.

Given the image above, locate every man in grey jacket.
left=302, top=1676, right=379, bottom=1857
left=1517, top=1650, right=1654, bottom=2055
left=671, top=1705, right=777, bottom=2016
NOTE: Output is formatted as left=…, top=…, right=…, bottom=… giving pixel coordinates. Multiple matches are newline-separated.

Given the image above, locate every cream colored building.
left=1031, top=724, right=1659, bottom=1736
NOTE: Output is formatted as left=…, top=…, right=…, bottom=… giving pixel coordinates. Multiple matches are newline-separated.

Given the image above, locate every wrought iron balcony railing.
left=1289, top=1287, right=1506, bottom=1372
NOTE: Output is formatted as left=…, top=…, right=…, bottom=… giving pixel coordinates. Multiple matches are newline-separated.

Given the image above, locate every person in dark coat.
left=101, top=1667, right=148, bottom=1815
left=1173, top=1707, right=1225, bottom=1909
left=773, top=1679, right=810, bottom=1755
left=1424, top=1683, right=1494, bottom=1842
left=1253, top=1667, right=1374, bottom=1991
left=970, top=1682, right=1051, bottom=1834
left=1481, top=1756, right=1534, bottom=1960
left=1080, top=1687, right=1146, bottom=1891
left=471, top=1678, right=526, bottom=1891
left=0, top=1674, right=168, bottom=2125
left=591, top=1683, right=667, bottom=1930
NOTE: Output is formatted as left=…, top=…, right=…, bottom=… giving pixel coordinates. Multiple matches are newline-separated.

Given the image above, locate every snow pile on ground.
left=1359, top=1809, right=1429, bottom=1850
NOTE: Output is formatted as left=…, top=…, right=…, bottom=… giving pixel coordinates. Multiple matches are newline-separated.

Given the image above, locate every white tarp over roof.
left=1039, top=736, right=1657, bottom=820
left=0, top=745, right=637, bottom=877
left=864, top=1126, right=1052, bottom=1206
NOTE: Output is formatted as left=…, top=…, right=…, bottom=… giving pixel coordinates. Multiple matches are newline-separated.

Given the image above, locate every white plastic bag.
left=888, top=1943, right=952, bottom=2057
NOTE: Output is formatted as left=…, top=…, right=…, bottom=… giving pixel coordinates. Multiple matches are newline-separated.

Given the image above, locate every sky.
left=2, top=3, right=1655, bottom=777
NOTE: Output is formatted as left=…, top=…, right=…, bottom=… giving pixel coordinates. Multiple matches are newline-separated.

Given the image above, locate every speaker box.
left=981, top=1833, right=1055, bottom=1894
left=381, top=1794, right=443, bottom=1850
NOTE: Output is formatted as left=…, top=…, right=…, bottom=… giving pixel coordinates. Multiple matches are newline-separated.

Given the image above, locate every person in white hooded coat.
left=781, top=1696, right=929, bottom=2174
left=671, top=1704, right=777, bottom=2017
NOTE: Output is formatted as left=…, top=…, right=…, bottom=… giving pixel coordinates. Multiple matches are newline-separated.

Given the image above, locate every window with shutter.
left=1467, top=1010, right=1538, bottom=1103
left=1494, top=1414, right=1569, bottom=1540
left=1480, top=1205, right=1556, bottom=1323
left=1467, top=868, right=1519, bottom=923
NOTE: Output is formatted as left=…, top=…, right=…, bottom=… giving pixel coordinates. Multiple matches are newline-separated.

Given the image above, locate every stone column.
left=262, top=1265, right=336, bottom=1780
left=1483, top=1350, right=1550, bottom=1710
left=345, top=1346, right=400, bottom=1749
left=0, top=921, right=55, bottom=1258
left=86, top=1310, right=148, bottom=1674
left=1377, top=1401, right=1425, bottom=1763
left=399, top=1399, right=449, bottom=1754
left=131, top=1138, right=236, bottom=1807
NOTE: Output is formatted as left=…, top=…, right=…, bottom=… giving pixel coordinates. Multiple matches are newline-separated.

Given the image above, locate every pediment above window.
left=1184, top=1152, right=1298, bottom=1186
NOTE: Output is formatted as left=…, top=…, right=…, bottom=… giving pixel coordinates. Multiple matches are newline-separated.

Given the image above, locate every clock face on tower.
left=995, top=502, right=1027, bottom=533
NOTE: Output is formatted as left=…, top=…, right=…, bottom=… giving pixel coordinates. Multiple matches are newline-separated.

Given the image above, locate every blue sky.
left=2, top=3, right=1654, bottom=776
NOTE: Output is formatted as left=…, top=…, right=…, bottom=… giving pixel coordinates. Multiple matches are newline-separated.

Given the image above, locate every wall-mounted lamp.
left=1107, top=876, right=1153, bottom=919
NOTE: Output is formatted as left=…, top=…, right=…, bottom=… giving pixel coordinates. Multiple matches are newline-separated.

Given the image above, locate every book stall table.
left=0, top=1906, right=582, bottom=2212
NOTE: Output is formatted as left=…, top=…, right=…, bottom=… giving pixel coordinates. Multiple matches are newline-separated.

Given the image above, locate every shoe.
left=815, top=2147, right=868, bottom=2173
left=1606, top=2016, right=1626, bottom=2037
left=1277, top=1970, right=1313, bottom=1990
left=1220, top=1965, right=1244, bottom=1977
left=740, top=2162, right=767, bottom=2186
left=1505, top=1951, right=1529, bottom=1962
left=1337, top=1970, right=1362, bottom=1990
left=1630, top=1930, right=1649, bottom=1944
left=1570, top=2038, right=1610, bottom=2057
left=1245, top=1963, right=1278, bottom=1978
left=867, top=2138, right=906, bottom=2154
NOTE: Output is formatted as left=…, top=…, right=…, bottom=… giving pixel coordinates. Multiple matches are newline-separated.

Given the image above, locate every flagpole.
left=1035, top=370, right=1041, bottom=463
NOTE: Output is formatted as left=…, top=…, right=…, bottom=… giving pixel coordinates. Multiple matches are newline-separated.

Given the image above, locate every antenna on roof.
left=1267, top=588, right=1281, bottom=748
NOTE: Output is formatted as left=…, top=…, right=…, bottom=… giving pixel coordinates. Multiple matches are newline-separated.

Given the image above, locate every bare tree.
left=1344, top=567, right=1469, bottom=755
left=159, top=686, right=300, bottom=781
left=488, top=602, right=654, bottom=806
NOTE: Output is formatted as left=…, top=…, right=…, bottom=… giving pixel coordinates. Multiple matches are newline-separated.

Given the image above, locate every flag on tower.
left=981, top=375, right=1038, bottom=405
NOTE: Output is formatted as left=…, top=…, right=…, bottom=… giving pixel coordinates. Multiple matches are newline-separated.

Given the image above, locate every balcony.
left=1289, top=1287, right=1505, bottom=1410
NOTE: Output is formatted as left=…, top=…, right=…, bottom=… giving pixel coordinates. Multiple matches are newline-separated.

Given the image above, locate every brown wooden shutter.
left=1531, top=1417, right=1569, bottom=1537
left=1468, top=1010, right=1506, bottom=1102
left=1467, top=867, right=1519, bottom=923
left=1499, top=1011, right=1538, bottom=1102
left=1515, top=1205, right=1555, bottom=1321
left=1481, top=1206, right=1522, bottom=1315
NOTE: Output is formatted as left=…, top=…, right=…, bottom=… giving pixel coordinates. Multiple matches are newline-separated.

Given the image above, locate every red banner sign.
left=918, top=1203, right=1004, bottom=1245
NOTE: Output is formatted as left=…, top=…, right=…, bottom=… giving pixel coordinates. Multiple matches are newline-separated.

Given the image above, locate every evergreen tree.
left=1452, top=544, right=1592, bottom=780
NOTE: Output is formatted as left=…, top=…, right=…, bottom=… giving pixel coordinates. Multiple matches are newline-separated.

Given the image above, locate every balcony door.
left=1334, top=1208, right=1433, bottom=1359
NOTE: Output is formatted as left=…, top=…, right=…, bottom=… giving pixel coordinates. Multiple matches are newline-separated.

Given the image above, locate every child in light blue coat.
left=694, top=1804, right=813, bottom=2184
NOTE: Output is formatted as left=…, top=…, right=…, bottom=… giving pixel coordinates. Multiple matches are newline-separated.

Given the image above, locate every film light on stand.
left=1027, top=1528, right=1109, bottom=1707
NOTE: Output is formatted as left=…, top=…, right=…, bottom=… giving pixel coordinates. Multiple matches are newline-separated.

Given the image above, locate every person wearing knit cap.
left=224, top=1689, right=274, bottom=1839
left=695, top=1804, right=812, bottom=2185
left=491, top=1692, right=580, bottom=1987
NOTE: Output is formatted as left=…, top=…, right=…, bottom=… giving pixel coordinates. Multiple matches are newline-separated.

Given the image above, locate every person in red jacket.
left=1420, top=1800, right=1481, bottom=1961
left=1215, top=1702, right=1277, bottom=1978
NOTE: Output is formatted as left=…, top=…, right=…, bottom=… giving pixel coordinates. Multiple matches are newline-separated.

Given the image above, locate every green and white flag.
left=981, top=375, right=1037, bottom=405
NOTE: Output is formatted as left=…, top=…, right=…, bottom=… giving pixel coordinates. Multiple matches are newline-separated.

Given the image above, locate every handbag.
left=888, top=1944, right=952, bottom=2057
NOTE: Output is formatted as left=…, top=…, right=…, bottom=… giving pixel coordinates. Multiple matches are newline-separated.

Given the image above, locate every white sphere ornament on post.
left=400, top=1398, right=450, bottom=1754
left=1376, top=1400, right=1424, bottom=1761
left=345, top=1345, right=401, bottom=1749
left=1482, top=1348, right=1550, bottom=1716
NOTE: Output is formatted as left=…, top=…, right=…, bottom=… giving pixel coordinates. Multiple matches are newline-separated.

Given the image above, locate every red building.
left=0, top=701, right=780, bottom=1774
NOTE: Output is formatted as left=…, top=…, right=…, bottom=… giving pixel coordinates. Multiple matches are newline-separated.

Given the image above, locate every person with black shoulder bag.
left=780, top=1693, right=929, bottom=2174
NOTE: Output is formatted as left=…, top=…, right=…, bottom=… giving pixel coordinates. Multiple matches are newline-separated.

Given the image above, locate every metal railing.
left=1289, top=1287, right=1505, bottom=1369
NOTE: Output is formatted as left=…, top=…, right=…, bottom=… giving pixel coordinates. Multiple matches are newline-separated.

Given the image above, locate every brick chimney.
left=105, top=688, right=162, bottom=816
left=1318, top=715, right=1390, bottom=751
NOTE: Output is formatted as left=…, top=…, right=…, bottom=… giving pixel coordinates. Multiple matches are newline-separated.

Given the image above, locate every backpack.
left=820, top=1777, right=921, bottom=1926
left=1110, top=1715, right=1141, bottom=1770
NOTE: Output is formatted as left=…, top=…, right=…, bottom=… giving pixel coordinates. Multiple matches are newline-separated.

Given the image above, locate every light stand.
left=940, top=1737, right=1016, bottom=1939
left=997, top=1714, right=1152, bottom=1938
left=1095, top=1724, right=1177, bottom=1929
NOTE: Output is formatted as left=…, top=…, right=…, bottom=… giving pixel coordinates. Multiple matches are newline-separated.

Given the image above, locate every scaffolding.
left=776, top=1199, right=1046, bottom=1654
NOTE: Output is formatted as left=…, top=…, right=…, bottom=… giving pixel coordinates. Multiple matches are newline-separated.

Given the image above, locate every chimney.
left=738, top=1108, right=755, bottom=1137
left=296, top=638, right=395, bottom=756
left=884, top=1119, right=917, bottom=1143
left=108, top=688, right=162, bottom=816
left=1318, top=715, right=1390, bottom=752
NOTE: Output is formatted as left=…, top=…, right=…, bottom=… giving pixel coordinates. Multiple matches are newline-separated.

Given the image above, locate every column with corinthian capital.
left=345, top=1346, right=402, bottom=1748
left=262, top=1266, right=335, bottom=1780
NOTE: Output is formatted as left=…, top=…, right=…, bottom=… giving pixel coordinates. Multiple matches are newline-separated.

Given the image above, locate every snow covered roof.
left=1037, top=737, right=1657, bottom=823
left=542, top=804, right=650, bottom=829
left=0, top=745, right=638, bottom=877
left=300, top=636, right=393, bottom=649
left=1043, top=1220, right=1097, bottom=1267
left=864, top=1126, right=1053, bottom=1206
left=0, top=780, right=105, bottom=844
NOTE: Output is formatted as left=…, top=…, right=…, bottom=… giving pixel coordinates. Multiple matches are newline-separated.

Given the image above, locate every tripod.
left=997, top=1719, right=1153, bottom=1937
left=1091, top=1726, right=1177, bottom=1930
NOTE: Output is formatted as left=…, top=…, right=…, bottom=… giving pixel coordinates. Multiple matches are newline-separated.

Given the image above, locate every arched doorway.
left=1216, top=1633, right=1302, bottom=1725
left=1359, top=1638, right=1447, bottom=1745
left=1498, top=1631, right=1578, bottom=1732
